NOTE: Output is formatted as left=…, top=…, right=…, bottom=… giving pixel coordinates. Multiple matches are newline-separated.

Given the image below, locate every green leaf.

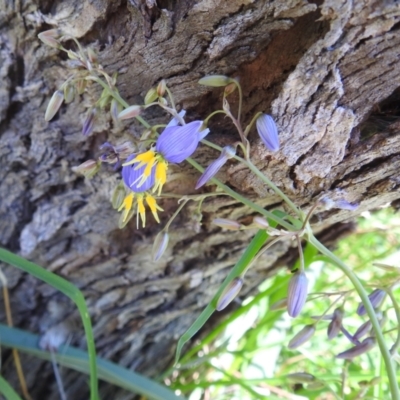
left=0, top=375, right=23, bottom=400
left=0, top=325, right=185, bottom=400
left=0, top=248, right=99, bottom=400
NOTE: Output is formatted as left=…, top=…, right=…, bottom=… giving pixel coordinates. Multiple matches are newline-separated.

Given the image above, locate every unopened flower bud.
left=353, top=320, right=372, bottom=341
left=76, top=79, right=87, bottom=95
left=288, top=325, right=315, bottom=349
left=256, top=114, right=279, bottom=152
left=110, top=99, right=122, bottom=121
left=198, top=75, right=231, bottom=87
left=87, top=47, right=98, bottom=63
left=118, top=105, right=142, bottom=120
left=38, top=29, right=61, bottom=49
left=72, top=159, right=100, bottom=178
left=144, top=87, right=158, bottom=105
left=253, top=216, right=269, bottom=229
left=327, top=307, right=343, bottom=340
left=212, top=218, right=241, bottom=230
left=63, top=84, right=75, bottom=104
left=306, top=382, right=325, bottom=391
left=357, top=289, right=386, bottom=316
left=196, top=146, right=236, bottom=189
left=336, top=337, right=376, bottom=359
left=320, top=195, right=359, bottom=211
left=111, top=184, right=126, bottom=209
left=269, top=298, right=287, bottom=311
left=152, top=231, right=169, bottom=261
left=224, top=82, right=237, bottom=96
left=216, top=278, right=243, bottom=311
left=287, top=271, right=308, bottom=318
left=45, top=90, right=64, bottom=121
left=157, top=79, right=166, bottom=97
left=286, top=372, right=316, bottom=383
left=82, top=108, right=96, bottom=136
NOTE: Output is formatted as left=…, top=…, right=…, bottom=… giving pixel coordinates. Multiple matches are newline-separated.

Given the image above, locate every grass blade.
left=0, top=375, right=23, bottom=400
left=0, top=248, right=99, bottom=400
left=0, top=325, right=185, bottom=400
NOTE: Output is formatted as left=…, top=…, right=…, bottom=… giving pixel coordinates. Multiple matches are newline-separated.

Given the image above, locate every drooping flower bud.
left=76, top=79, right=87, bottom=95
left=336, top=337, right=376, bottom=359
left=286, top=372, right=316, bottom=383
left=287, top=271, right=308, bottom=318
left=306, top=382, right=326, bottom=391
left=110, top=99, right=123, bottom=121
left=269, top=298, right=287, bottom=311
left=144, top=87, right=158, bottom=105
left=357, top=289, right=386, bottom=316
left=152, top=231, right=169, bottom=261
left=256, top=114, right=279, bottom=152
left=353, top=320, right=372, bottom=341
left=224, top=82, right=237, bottom=96
left=72, top=159, right=100, bottom=178
left=45, top=90, right=64, bottom=121
left=157, top=79, right=166, bottom=97
left=288, top=325, right=315, bottom=349
left=212, top=218, right=241, bottom=230
left=319, top=195, right=359, bottom=211
left=195, top=146, right=236, bottom=189
left=327, top=307, right=343, bottom=340
left=38, top=29, right=62, bottom=49
left=253, top=216, right=270, bottom=229
left=198, top=75, right=231, bottom=87
left=111, top=183, right=126, bottom=209
left=87, top=47, right=98, bottom=63
left=216, top=278, right=243, bottom=311
left=82, top=108, right=96, bottom=136
left=118, top=105, right=142, bottom=120
left=63, top=84, right=75, bottom=104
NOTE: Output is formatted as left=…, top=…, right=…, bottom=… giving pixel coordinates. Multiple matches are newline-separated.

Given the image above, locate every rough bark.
left=0, top=0, right=400, bottom=398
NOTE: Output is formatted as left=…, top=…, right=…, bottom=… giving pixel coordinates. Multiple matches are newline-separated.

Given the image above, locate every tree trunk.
left=1, top=0, right=400, bottom=398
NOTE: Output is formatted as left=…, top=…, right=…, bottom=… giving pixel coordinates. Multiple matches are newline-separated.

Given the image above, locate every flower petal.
left=156, top=121, right=203, bottom=163
left=256, top=114, right=279, bottom=152
left=122, top=155, right=155, bottom=193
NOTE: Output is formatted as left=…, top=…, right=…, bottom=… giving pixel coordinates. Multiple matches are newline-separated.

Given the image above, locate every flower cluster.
left=117, top=114, right=209, bottom=226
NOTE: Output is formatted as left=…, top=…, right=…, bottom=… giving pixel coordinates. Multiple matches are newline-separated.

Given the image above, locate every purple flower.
left=256, top=114, right=279, bottom=152
left=357, top=289, right=386, bottom=316
left=122, top=155, right=155, bottom=192
left=327, top=307, right=343, bottom=340
left=287, top=271, right=308, bottom=318
left=156, top=120, right=209, bottom=163
left=196, top=145, right=236, bottom=189
left=288, top=325, right=315, bottom=349
left=336, top=337, right=376, bottom=359
left=216, top=278, right=243, bottom=311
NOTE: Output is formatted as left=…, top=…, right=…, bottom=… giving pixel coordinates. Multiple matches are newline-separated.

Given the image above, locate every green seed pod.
left=45, top=90, right=64, bottom=121
left=144, top=87, right=158, bottom=105
left=286, top=372, right=316, bottom=384
left=198, top=75, right=231, bottom=87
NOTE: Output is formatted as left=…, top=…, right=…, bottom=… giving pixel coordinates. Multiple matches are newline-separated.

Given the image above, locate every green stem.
left=85, top=76, right=150, bottom=129
left=309, top=235, right=400, bottom=400
left=165, top=199, right=189, bottom=230
left=231, top=78, right=243, bottom=123
left=386, top=289, right=400, bottom=355
left=0, top=249, right=99, bottom=400
left=204, top=110, right=227, bottom=125
left=200, top=139, right=302, bottom=218
left=186, top=157, right=296, bottom=231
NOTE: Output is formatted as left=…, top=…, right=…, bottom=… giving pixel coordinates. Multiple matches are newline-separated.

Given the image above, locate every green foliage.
left=166, top=208, right=400, bottom=400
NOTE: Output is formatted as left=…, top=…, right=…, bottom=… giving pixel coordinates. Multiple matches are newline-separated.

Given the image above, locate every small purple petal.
left=335, top=199, right=359, bottom=211
left=336, top=337, right=376, bottom=359
left=287, top=271, right=308, bottom=318
left=196, top=146, right=235, bottom=189
left=357, top=289, right=386, bottom=316
left=166, top=110, right=186, bottom=128
left=156, top=121, right=203, bottom=163
left=256, top=114, right=279, bottom=151
left=122, top=155, right=155, bottom=193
